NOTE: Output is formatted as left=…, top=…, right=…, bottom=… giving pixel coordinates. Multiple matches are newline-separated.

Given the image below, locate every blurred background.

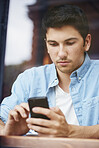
left=0, top=0, right=99, bottom=102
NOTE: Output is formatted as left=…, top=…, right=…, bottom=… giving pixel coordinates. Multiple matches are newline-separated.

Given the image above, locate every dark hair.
left=42, top=5, right=89, bottom=41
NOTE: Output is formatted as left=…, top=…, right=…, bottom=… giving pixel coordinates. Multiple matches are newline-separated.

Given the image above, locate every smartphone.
left=28, top=97, right=49, bottom=120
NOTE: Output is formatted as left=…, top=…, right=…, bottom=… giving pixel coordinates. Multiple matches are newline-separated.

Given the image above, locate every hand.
left=3, top=103, right=30, bottom=136
left=26, top=107, right=71, bottom=137
left=26, top=107, right=99, bottom=139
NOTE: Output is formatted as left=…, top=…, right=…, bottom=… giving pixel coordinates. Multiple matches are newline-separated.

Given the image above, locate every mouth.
left=57, top=60, right=71, bottom=66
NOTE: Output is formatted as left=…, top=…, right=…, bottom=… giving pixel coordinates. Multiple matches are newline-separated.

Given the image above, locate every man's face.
left=46, top=26, right=90, bottom=75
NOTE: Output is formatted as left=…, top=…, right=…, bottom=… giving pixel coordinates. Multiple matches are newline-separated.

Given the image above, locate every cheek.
left=67, top=47, right=85, bottom=65
left=72, top=52, right=85, bottom=67
left=68, top=45, right=84, bottom=57
left=47, top=49, right=56, bottom=62
left=47, top=47, right=57, bottom=57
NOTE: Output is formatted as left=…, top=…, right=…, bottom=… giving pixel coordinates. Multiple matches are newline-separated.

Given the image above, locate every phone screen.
left=28, top=97, right=49, bottom=120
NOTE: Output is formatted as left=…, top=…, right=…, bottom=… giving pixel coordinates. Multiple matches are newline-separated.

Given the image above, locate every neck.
left=57, top=71, right=71, bottom=93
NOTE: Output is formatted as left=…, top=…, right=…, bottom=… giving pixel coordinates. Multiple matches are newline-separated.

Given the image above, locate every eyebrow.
left=46, top=37, right=78, bottom=43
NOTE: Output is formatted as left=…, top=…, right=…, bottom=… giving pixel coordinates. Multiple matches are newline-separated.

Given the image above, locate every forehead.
left=46, top=26, right=82, bottom=41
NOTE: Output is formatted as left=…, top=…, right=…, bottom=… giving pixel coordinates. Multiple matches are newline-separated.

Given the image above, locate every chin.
left=58, top=67, right=73, bottom=74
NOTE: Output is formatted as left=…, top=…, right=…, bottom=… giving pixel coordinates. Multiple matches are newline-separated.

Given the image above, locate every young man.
left=0, top=5, right=99, bottom=138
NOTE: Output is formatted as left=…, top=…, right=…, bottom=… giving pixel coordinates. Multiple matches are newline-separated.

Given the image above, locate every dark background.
left=0, top=0, right=9, bottom=103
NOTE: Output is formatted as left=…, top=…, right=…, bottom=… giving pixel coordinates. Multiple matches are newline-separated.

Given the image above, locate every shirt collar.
left=49, top=52, right=91, bottom=87
left=70, top=52, right=91, bottom=81
left=47, top=63, right=59, bottom=89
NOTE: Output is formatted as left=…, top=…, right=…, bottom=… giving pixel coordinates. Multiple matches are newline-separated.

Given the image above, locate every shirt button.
left=55, top=79, right=57, bottom=82
left=78, top=77, right=81, bottom=80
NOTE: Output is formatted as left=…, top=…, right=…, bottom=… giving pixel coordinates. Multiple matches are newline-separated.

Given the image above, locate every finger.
left=9, top=110, right=20, bottom=122
left=26, top=118, right=54, bottom=128
left=27, top=124, right=54, bottom=135
left=51, top=107, right=68, bottom=124
left=32, top=107, right=60, bottom=120
left=20, top=103, right=30, bottom=112
left=50, top=107, right=64, bottom=116
left=14, top=105, right=28, bottom=118
left=26, top=117, right=64, bottom=131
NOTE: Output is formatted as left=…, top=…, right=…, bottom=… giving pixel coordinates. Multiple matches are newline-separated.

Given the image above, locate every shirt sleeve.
left=0, top=72, right=30, bottom=124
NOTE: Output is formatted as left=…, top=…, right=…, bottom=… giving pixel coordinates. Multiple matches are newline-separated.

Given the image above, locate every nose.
left=58, top=45, right=67, bottom=59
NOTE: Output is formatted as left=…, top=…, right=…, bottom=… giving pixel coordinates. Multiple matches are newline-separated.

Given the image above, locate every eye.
left=48, top=42, right=58, bottom=47
left=66, top=41, right=75, bottom=46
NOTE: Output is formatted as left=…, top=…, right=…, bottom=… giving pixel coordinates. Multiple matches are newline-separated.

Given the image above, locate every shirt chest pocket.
left=82, top=96, right=99, bottom=125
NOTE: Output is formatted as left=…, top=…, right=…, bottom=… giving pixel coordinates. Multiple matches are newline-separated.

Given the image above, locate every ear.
left=84, top=34, right=91, bottom=52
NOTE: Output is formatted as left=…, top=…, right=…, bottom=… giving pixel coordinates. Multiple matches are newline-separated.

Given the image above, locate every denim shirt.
left=0, top=53, right=99, bottom=126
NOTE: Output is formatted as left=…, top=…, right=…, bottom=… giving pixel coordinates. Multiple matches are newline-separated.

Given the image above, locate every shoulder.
left=11, top=63, right=55, bottom=91
left=91, top=59, right=99, bottom=64
left=90, top=60, right=99, bottom=71
left=17, top=63, right=55, bottom=80
left=24, top=63, right=55, bottom=74
left=88, top=60, right=99, bottom=82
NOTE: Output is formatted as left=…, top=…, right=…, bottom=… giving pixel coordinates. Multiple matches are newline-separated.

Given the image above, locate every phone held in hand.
left=28, top=97, right=49, bottom=120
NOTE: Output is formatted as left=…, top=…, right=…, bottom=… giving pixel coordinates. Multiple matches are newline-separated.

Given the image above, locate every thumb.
left=50, top=106, right=64, bottom=116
